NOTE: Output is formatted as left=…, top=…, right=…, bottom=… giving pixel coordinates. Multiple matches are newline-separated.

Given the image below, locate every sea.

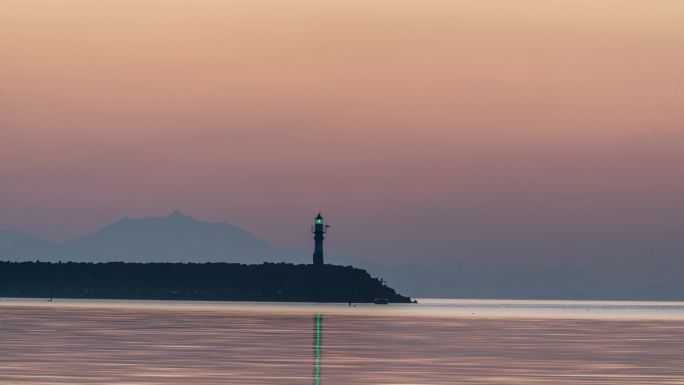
left=1, top=298, right=683, bottom=384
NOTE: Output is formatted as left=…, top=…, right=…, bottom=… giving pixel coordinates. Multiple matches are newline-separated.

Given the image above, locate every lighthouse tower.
left=312, top=213, right=328, bottom=265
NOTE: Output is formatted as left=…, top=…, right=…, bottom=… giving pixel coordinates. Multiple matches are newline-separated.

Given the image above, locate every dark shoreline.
left=0, top=261, right=413, bottom=303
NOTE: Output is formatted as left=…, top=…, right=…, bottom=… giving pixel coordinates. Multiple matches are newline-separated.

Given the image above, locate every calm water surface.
left=1, top=298, right=683, bottom=384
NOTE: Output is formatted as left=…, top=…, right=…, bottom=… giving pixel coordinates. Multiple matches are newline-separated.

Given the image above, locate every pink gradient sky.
left=1, top=1, right=683, bottom=265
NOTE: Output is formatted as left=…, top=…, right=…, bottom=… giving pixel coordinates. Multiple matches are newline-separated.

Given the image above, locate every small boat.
left=373, top=298, right=389, bottom=305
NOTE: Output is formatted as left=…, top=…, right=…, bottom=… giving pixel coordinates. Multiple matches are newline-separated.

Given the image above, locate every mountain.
left=2, top=211, right=304, bottom=264
left=0, top=229, right=57, bottom=260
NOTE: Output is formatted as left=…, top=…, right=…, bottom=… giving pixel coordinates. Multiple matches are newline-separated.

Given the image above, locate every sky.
left=1, top=0, right=683, bottom=266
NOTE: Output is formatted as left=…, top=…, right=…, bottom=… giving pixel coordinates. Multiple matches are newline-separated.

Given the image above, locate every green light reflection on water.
left=314, top=313, right=321, bottom=385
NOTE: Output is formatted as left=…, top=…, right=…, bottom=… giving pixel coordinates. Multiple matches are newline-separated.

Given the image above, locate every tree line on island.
left=0, top=261, right=413, bottom=303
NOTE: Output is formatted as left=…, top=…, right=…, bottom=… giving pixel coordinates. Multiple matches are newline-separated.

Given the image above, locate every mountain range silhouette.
left=0, top=211, right=302, bottom=263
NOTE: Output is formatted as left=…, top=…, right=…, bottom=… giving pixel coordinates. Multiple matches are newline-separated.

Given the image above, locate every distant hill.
left=1, top=211, right=305, bottom=264
left=0, top=229, right=57, bottom=259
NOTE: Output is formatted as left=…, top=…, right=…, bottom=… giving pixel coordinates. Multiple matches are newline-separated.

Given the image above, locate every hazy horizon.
left=2, top=0, right=683, bottom=268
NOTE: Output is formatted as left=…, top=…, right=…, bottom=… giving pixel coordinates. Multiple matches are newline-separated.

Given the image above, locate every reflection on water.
left=313, top=313, right=321, bottom=385
left=1, top=299, right=683, bottom=384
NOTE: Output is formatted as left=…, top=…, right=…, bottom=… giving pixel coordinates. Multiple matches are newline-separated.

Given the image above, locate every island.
left=0, top=261, right=413, bottom=303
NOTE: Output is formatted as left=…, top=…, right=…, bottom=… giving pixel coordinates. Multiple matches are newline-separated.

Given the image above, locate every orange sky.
left=1, top=1, right=683, bottom=264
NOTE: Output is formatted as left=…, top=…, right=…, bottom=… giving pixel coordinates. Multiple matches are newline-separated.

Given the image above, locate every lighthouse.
left=312, top=213, right=328, bottom=265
